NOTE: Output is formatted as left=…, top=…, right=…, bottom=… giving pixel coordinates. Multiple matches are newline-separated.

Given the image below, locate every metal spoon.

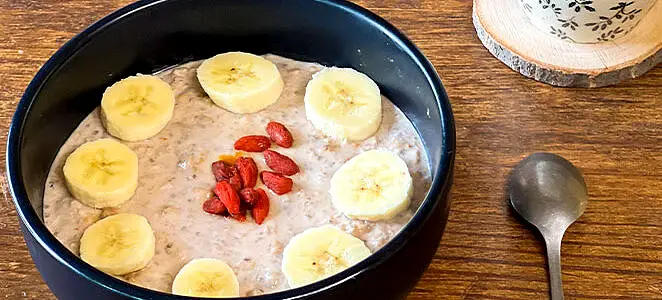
left=508, top=152, right=588, bottom=300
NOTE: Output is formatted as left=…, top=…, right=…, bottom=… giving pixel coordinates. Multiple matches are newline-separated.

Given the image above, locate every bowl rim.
left=6, top=0, right=456, bottom=299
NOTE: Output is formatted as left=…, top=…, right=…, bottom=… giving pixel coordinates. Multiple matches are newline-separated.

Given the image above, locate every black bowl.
left=6, top=0, right=455, bottom=299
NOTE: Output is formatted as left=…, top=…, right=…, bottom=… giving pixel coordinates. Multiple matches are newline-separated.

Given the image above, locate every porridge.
left=43, top=53, right=431, bottom=297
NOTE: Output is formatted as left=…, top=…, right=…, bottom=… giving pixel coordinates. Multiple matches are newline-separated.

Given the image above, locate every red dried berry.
left=230, top=206, right=247, bottom=222
left=266, top=121, right=293, bottom=148
left=260, top=171, right=293, bottom=195
left=211, top=160, right=237, bottom=182
left=213, top=181, right=241, bottom=215
left=228, top=174, right=243, bottom=191
left=202, top=196, right=227, bottom=215
left=234, top=135, right=271, bottom=152
left=211, top=160, right=242, bottom=190
left=238, top=188, right=259, bottom=206
left=235, top=157, right=258, bottom=188
left=263, top=150, right=299, bottom=176
left=252, top=188, right=270, bottom=225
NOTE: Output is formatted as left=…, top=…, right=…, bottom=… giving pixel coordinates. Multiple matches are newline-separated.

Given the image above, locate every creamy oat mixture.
left=43, top=55, right=431, bottom=296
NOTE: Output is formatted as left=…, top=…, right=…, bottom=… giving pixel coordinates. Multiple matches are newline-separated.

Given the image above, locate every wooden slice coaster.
left=473, top=0, right=662, bottom=88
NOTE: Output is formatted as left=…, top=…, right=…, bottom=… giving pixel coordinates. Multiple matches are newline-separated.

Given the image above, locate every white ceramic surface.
left=519, top=0, right=658, bottom=43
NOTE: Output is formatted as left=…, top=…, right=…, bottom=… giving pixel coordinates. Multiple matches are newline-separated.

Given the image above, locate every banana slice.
left=304, top=67, right=382, bottom=141
left=63, top=138, right=138, bottom=208
left=330, top=150, right=413, bottom=221
left=172, top=258, right=240, bottom=298
left=197, top=52, right=284, bottom=114
left=101, top=75, right=175, bottom=142
left=79, top=213, right=155, bottom=275
left=282, top=225, right=371, bottom=288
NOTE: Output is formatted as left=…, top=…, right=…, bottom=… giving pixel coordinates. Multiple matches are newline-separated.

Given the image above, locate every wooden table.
left=1, top=1, right=661, bottom=299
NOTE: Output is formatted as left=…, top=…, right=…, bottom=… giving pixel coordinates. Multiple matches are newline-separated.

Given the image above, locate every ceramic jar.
left=519, top=0, right=658, bottom=43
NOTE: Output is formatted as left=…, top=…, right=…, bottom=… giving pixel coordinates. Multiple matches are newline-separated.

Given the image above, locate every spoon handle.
left=544, top=233, right=564, bottom=300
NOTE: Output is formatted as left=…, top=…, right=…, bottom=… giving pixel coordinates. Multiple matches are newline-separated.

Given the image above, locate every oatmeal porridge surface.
left=43, top=54, right=432, bottom=296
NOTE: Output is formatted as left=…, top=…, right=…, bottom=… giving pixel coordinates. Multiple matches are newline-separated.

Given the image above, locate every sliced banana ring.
left=330, top=150, right=413, bottom=221
left=197, top=52, right=284, bottom=114
left=101, top=75, right=175, bottom=142
left=304, top=67, right=382, bottom=141
left=63, top=138, right=138, bottom=208
left=79, top=213, right=155, bottom=276
left=172, top=258, right=240, bottom=298
left=282, top=225, right=371, bottom=288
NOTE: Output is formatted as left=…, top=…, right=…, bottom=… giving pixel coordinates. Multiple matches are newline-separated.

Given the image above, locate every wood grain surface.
left=1, top=1, right=661, bottom=299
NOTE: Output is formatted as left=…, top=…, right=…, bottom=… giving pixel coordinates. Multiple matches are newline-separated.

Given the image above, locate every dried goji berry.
left=213, top=180, right=241, bottom=215
left=230, top=206, right=247, bottom=222
left=202, top=195, right=227, bottom=215
left=211, top=160, right=242, bottom=190
left=266, top=121, right=293, bottom=148
left=228, top=174, right=242, bottom=191
left=235, top=157, right=258, bottom=188
left=211, top=160, right=237, bottom=182
left=263, top=150, right=299, bottom=176
left=238, top=188, right=259, bottom=206
left=234, top=135, right=271, bottom=152
left=260, top=171, right=293, bottom=195
left=252, top=188, right=270, bottom=225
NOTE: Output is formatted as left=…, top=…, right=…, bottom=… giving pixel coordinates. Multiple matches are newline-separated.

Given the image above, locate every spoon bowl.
left=508, top=152, right=588, bottom=300
left=510, top=152, right=588, bottom=233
